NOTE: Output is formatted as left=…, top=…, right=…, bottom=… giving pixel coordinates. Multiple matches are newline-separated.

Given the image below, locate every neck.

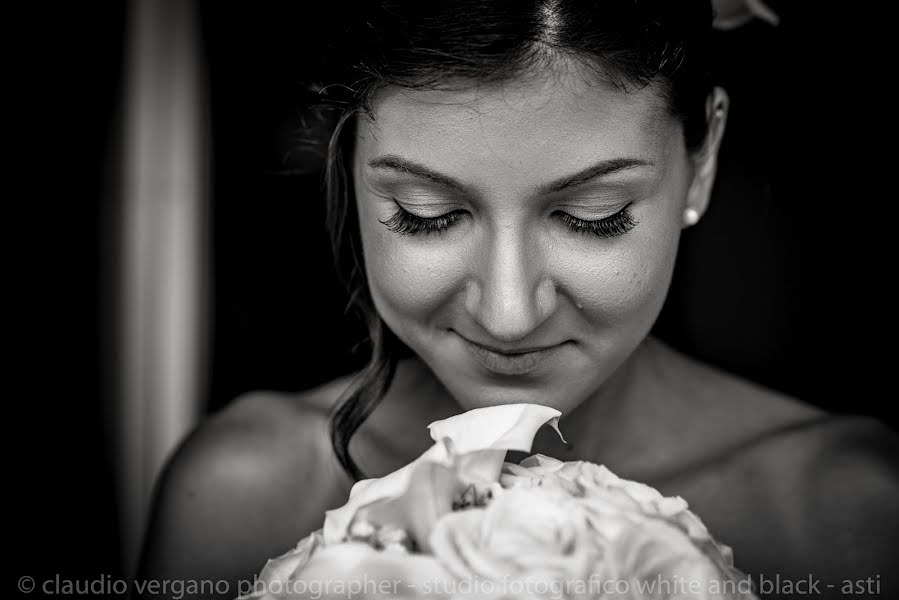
left=521, top=339, right=648, bottom=468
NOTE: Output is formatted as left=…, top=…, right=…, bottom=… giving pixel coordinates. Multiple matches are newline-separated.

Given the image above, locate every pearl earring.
left=683, top=207, right=700, bottom=226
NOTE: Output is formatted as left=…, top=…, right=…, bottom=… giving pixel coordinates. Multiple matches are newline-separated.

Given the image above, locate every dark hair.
left=311, top=0, right=718, bottom=482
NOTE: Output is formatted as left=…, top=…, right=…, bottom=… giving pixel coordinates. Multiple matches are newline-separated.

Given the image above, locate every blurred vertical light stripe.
left=117, top=0, right=209, bottom=576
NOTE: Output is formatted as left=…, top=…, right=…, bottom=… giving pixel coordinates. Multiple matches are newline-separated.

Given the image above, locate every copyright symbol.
left=18, top=576, right=35, bottom=593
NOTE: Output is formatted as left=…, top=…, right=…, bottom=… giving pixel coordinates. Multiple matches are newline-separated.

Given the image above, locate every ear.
left=684, top=86, right=729, bottom=227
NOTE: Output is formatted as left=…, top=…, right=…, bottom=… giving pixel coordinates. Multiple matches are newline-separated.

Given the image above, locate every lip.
left=458, top=335, right=564, bottom=376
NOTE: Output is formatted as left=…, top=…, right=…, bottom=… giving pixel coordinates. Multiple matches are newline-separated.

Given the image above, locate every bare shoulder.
left=136, top=379, right=357, bottom=598
left=642, top=336, right=826, bottom=436
left=677, top=411, right=899, bottom=594
left=642, top=338, right=899, bottom=591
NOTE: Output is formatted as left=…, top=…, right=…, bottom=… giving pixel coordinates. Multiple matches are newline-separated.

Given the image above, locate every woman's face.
left=352, top=70, right=703, bottom=415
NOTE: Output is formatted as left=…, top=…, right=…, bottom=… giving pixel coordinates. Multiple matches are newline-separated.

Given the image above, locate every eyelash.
left=379, top=207, right=464, bottom=236
left=555, top=203, right=637, bottom=237
left=380, top=202, right=637, bottom=238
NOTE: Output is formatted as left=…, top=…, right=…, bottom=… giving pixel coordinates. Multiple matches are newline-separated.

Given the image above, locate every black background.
left=11, top=1, right=892, bottom=596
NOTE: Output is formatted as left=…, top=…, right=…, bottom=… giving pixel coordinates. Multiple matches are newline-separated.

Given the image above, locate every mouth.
left=456, top=334, right=565, bottom=376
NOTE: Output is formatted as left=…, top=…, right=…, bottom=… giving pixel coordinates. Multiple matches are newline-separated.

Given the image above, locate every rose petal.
left=518, top=453, right=565, bottom=471
left=237, top=530, right=324, bottom=599
left=429, top=509, right=513, bottom=581
left=294, top=542, right=455, bottom=600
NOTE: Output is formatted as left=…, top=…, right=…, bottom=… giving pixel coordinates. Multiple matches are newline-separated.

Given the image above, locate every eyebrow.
left=539, top=157, right=654, bottom=194
left=368, top=155, right=466, bottom=191
left=367, top=155, right=653, bottom=195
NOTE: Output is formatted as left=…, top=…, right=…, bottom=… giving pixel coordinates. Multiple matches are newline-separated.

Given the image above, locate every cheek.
left=357, top=202, right=467, bottom=322
left=560, top=201, right=681, bottom=329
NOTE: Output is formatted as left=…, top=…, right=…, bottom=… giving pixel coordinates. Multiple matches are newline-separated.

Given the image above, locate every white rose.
left=239, top=533, right=455, bottom=600
left=429, top=486, right=602, bottom=599
left=499, top=455, right=757, bottom=599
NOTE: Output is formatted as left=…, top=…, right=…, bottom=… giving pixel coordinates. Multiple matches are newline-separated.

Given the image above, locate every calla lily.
left=426, top=403, right=565, bottom=454
left=348, top=458, right=465, bottom=553
left=322, top=404, right=563, bottom=545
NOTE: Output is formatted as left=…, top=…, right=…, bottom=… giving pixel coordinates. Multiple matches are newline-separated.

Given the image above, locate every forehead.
left=355, top=70, right=679, bottom=185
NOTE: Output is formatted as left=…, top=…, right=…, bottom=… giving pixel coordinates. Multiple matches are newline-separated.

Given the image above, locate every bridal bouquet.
left=239, top=404, right=757, bottom=600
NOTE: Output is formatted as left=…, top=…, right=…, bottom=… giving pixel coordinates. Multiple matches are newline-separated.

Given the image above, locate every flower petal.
left=324, top=404, right=563, bottom=544
left=427, top=404, right=564, bottom=453
left=323, top=439, right=453, bottom=543
left=350, top=459, right=466, bottom=553
left=296, top=542, right=455, bottom=599
left=236, top=530, right=324, bottom=599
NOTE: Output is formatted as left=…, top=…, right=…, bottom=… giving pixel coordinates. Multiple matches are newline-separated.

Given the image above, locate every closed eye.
left=379, top=201, right=638, bottom=238
left=379, top=204, right=466, bottom=235
left=553, top=202, right=637, bottom=238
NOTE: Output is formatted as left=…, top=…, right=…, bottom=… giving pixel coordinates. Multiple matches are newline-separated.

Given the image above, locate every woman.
left=137, top=1, right=898, bottom=599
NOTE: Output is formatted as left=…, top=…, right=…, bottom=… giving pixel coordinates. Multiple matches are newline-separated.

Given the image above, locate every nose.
left=464, top=225, right=557, bottom=343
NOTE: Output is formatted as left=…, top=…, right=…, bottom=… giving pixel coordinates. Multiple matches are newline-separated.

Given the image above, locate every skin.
left=352, top=66, right=727, bottom=445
